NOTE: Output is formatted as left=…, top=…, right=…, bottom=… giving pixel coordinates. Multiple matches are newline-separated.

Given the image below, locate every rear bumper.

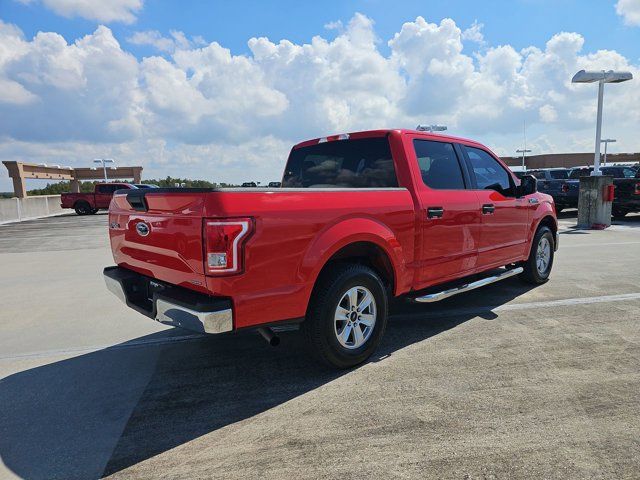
left=103, top=266, right=233, bottom=334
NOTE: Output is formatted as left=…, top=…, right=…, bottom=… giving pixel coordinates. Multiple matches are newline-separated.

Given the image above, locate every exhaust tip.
left=257, top=327, right=280, bottom=347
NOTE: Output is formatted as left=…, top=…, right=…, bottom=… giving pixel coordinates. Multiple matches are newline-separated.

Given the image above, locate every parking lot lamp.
left=93, top=158, right=114, bottom=182
left=516, top=148, right=531, bottom=171
left=571, top=70, right=632, bottom=175
left=601, top=139, right=616, bottom=166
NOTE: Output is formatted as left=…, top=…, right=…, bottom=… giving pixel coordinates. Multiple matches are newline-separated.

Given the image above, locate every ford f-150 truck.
left=104, top=129, right=558, bottom=368
left=61, top=182, right=136, bottom=215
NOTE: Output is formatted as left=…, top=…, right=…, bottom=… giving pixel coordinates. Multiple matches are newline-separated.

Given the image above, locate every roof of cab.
left=292, top=129, right=487, bottom=150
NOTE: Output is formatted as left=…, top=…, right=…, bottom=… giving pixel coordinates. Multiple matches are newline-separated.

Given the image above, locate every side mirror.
left=518, top=174, right=537, bottom=197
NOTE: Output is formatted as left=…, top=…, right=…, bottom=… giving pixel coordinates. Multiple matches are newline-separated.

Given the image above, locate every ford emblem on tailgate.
left=136, top=222, right=150, bottom=237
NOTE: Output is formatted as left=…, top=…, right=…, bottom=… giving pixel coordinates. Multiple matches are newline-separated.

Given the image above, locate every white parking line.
left=568, top=241, right=640, bottom=247
left=2, top=293, right=640, bottom=363
left=394, top=292, right=640, bottom=320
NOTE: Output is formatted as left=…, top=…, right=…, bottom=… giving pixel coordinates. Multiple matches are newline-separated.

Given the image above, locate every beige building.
left=501, top=152, right=640, bottom=169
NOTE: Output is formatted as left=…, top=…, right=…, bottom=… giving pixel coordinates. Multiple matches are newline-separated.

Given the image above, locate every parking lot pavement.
left=1, top=212, right=639, bottom=479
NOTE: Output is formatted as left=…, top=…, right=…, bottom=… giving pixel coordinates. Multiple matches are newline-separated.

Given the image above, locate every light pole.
left=416, top=124, right=447, bottom=133
left=600, top=138, right=616, bottom=166
left=93, top=158, right=114, bottom=182
left=571, top=70, right=632, bottom=175
left=516, top=148, right=531, bottom=171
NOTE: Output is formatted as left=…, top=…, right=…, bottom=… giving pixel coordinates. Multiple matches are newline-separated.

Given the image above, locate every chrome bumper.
left=104, top=267, right=233, bottom=334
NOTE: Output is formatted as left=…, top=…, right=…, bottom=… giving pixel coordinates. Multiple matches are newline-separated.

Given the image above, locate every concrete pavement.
left=0, top=212, right=639, bottom=479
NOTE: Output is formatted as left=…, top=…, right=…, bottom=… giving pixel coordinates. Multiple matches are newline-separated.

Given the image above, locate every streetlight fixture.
left=416, top=124, right=447, bottom=133
left=516, top=148, right=531, bottom=171
left=93, top=158, right=114, bottom=182
left=571, top=70, right=632, bottom=175
left=600, top=138, right=616, bottom=166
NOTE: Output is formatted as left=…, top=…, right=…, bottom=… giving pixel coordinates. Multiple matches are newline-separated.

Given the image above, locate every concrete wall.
left=0, top=195, right=65, bottom=224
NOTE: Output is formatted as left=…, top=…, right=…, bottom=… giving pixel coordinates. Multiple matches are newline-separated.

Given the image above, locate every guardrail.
left=0, top=195, right=66, bottom=224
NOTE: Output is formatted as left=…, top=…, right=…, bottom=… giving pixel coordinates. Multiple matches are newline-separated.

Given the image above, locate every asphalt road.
left=1, top=211, right=639, bottom=479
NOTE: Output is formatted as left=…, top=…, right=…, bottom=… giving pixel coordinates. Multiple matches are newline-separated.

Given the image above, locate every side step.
left=413, top=267, right=524, bottom=303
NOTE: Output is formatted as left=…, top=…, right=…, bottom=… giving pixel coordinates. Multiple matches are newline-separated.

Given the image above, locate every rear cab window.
left=282, top=137, right=398, bottom=188
left=549, top=170, right=569, bottom=179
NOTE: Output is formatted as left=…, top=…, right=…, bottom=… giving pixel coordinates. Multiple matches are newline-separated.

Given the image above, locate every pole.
left=102, top=161, right=108, bottom=182
left=522, top=150, right=526, bottom=170
left=603, top=140, right=608, bottom=166
left=593, top=78, right=604, bottom=175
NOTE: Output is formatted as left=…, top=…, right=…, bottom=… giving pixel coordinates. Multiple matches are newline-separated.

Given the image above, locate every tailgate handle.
left=126, top=192, right=148, bottom=212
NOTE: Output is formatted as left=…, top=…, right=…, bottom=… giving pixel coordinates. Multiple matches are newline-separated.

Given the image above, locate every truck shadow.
left=0, top=280, right=535, bottom=480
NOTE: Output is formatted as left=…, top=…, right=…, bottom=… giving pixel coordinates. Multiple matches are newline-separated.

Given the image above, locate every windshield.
left=282, top=137, right=398, bottom=188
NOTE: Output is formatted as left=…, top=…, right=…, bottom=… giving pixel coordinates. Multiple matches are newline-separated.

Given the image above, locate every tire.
left=520, top=226, right=554, bottom=284
left=302, top=263, right=388, bottom=369
left=612, top=208, right=627, bottom=220
left=74, top=201, right=91, bottom=216
left=90, top=208, right=99, bottom=215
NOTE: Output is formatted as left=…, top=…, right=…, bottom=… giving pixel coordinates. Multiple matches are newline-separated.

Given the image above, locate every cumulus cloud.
left=16, top=0, right=143, bottom=24
left=0, top=13, right=639, bottom=190
left=127, top=30, right=205, bottom=53
left=462, top=20, right=485, bottom=44
left=616, top=0, right=640, bottom=26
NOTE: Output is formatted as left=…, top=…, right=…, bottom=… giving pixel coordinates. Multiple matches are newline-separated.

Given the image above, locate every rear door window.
left=413, top=140, right=466, bottom=189
left=282, top=137, right=398, bottom=188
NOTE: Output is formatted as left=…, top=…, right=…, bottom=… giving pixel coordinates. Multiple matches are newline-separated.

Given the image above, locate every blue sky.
left=0, top=0, right=639, bottom=189
left=3, top=1, right=639, bottom=61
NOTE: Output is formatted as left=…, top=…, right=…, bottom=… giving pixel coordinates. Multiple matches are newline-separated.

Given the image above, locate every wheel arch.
left=298, top=218, right=410, bottom=313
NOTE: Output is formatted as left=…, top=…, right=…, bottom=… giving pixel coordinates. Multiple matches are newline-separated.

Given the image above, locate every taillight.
left=205, top=218, right=253, bottom=274
left=635, top=183, right=640, bottom=195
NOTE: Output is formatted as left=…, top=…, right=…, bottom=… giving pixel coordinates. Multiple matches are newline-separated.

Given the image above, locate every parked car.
left=104, top=129, right=557, bottom=368
left=241, top=182, right=258, bottom=187
left=268, top=181, right=282, bottom=188
left=61, top=182, right=136, bottom=215
left=611, top=169, right=640, bottom=219
left=526, top=168, right=576, bottom=212
left=133, top=184, right=159, bottom=189
left=566, top=165, right=640, bottom=219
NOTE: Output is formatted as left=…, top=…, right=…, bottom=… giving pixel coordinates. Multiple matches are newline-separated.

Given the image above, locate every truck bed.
left=108, top=187, right=416, bottom=328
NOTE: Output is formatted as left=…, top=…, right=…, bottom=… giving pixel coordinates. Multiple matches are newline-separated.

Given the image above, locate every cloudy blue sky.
left=1, top=0, right=639, bottom=189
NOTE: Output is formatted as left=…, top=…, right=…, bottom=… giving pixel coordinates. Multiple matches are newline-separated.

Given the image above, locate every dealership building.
left=501, top=152, right=640, bottom=169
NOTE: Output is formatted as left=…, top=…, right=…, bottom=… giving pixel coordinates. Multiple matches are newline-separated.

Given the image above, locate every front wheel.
left=520, top=226, right=554, bottom=284
left=74, top=201, right=91, bottom=216
left=302, top=263, right=388, bottom=369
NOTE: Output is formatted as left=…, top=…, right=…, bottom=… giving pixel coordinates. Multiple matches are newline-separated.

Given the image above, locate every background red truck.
left=61, top=182, right=136, bottom=215
left=104, top=129, right=558, bottom=368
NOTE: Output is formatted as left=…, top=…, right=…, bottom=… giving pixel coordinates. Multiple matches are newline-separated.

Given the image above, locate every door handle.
left=426, top=207, right=444, bottom=219
left=482, top=204, right=495, bottom=214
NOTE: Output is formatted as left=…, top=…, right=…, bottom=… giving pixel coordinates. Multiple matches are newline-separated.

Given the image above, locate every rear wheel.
left=74, top=201, right=91, bottom=216
left=302, top=263, right=388, bottom=369
left=520, top=226, right=554, bottom=284
left=90, top=208, right=99, bottom=215
left=612, top=207, right=628, bottom=220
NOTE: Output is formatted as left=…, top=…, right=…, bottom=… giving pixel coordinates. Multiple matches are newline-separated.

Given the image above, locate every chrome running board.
left=413, top=267, right=524, bottom=303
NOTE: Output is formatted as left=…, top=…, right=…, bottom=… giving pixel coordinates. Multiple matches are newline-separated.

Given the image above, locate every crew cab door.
left=95, top=184, right=121, bottom=208
left=460, top=145, right=529, bottom=269
left=410, top=137, right=481, bottom=287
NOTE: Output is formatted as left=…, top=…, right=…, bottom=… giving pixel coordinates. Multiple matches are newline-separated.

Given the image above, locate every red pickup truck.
left=61, top=182, right=136, bottom=215
left=104, top=129, right=558, bottom=368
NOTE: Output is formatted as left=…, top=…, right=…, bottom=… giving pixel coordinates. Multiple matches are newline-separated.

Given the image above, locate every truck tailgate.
left=109, top=189, right=209, bottom=293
